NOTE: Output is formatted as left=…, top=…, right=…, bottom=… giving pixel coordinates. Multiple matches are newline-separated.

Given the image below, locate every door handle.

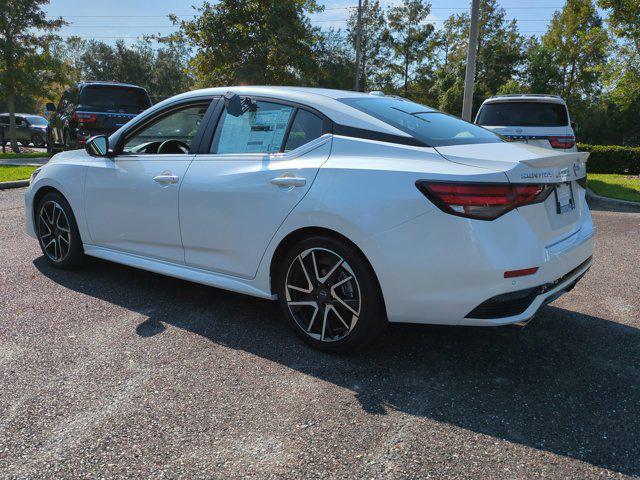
left=270, top=175, right=306, bottom=188
left=153, top=171, right=179, bottom=185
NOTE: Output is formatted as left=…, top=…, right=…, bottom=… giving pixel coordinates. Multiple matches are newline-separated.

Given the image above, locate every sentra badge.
left=521, top=171, right=552, bottom=180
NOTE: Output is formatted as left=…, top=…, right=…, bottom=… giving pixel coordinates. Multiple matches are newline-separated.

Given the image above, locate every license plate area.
left=554, top=182, right=575, bottom=214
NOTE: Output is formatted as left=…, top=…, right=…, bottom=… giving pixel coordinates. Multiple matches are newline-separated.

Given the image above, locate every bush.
left=578, top=143, right=640, bottom=175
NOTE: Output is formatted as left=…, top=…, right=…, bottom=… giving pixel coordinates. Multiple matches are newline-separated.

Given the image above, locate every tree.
left=383, top=0, right=435, bottom=96
left=0, top=0, right=65, bottom=151
left=428, top=0, right=524, bottom=113
left=168, top=0, right=322, bottom=87
left=347, top=0, right=387, bottom=91
left=308, top=29, right=354, bottom=90
left=541, top=0, right=610, bottom=100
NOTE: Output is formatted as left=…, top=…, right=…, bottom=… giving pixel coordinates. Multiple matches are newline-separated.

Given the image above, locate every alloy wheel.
left=284, top=247, right=362, bottom=342
left=37, top=201, right=72, bottom=262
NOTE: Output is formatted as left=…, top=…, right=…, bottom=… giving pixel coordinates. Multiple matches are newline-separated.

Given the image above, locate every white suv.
left=475, top=94, right=577, bottom=151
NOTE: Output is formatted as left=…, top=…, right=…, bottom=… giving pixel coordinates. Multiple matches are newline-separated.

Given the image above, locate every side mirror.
left=85, top=135, right=109, bottom=157
left=46, top=102, right=56, bottom=112
left=224, top=92, right=244, bottom=117
left=223, top=91, right=257, bottom=117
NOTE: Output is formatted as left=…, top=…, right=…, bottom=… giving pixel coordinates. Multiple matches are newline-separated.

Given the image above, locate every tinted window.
left=78, top=86, right=151, bottom=114
left=124, top=105, right=208, bottom=153
left=0, top=116, right=8, bottom=125
left=26, top=116, right=48, bottom=126
left=211, top=101, right=294, bottom=154
left=285, top=109, right=323, bottom=151
left=340, top=97, right=501, bottom=147
left=476, top=102, right=569, bottom=127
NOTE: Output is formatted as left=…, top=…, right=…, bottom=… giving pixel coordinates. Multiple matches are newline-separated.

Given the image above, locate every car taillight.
left=548, top=135, right=575, bottom=149
left=73, top=112, right=98, bottom=124
left=415, top=181, right=553, bottom=220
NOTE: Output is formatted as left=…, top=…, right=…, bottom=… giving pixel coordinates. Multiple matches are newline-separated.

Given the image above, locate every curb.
left=0, top=180, right=29, bottom=190
left=586, top=188, right=640, bottom=207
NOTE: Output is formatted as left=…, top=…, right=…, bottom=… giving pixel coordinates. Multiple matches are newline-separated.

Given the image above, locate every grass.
left=0, top=152, right=50, bottom=159
left=588, top=174, right=640, bottom=203
left=0, top=165, right=38, bottom=182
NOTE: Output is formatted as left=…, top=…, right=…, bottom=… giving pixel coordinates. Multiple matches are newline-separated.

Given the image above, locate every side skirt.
left=83, top=244, right=276, bottom=300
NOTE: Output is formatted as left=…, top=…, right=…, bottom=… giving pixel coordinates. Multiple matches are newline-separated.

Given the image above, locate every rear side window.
left=476, top=102, right=568, bottom=127
left=78, top=86, right=151, bottom=114
left=340, top=97, right=501, bottom=147
left=211, top=101, right=294, bottom=154
left=285, top=109, right=323, bottom=151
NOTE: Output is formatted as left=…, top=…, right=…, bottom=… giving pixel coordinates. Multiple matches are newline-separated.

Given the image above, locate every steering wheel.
left=158, top=139, right=190, bottom=154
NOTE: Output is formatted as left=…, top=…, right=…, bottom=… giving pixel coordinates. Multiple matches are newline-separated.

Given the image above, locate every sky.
left=43, top=0, right=569, bottom=45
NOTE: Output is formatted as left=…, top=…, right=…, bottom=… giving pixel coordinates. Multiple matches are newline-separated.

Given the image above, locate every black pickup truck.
left=46, top=81, right=152, bottom=153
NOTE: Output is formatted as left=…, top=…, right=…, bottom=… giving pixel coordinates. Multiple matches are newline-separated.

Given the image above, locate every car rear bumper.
left=357, top=193, right=595, bottom=326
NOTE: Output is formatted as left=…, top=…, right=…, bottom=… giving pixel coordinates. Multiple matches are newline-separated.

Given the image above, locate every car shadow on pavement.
left=34, top=256, right=640, bottom=476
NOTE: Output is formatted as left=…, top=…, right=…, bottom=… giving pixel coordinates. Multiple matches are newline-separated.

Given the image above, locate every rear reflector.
left=504, top=267, right=539, bottom=278
left=416, top=181, right=554, bottom=220
left=549, top=135, right=576, bottom=149
left=73, top=112, right=99, bottom=124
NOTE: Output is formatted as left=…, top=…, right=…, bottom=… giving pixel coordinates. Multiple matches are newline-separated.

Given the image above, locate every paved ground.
left=1, top=187, right=639, bottom=479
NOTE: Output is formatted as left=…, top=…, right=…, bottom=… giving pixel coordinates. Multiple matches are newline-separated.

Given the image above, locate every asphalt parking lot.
left=1, top=187, right=639, bottom=479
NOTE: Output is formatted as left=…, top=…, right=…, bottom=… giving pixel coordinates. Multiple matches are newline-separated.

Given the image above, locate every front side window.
left=123, top=104, right=208, bottom=154
left=285, top=109, right=324, bottom=152
left=340, top=97, right=501, bottom=147
left=476, top=102, right=569, bottom=127
left=211, top=101, right=294, bottom=154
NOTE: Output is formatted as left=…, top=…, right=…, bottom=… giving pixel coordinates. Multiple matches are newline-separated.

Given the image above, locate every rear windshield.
left=340, top=97, right=501, bottom=147
left=476, top=102, right=568, bottom=127
left=26, top=116, right=48, bottom=125
left=78, top=86, right=151, bottom=114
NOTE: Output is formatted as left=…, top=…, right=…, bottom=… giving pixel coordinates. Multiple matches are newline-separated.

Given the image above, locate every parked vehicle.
left=475, top=94, right=577, bottom=151
left=25, top=87, right=594, bottom=352
left=45, top=81, right=152, bottom=153
left=0, top=113, right=48, bottom=147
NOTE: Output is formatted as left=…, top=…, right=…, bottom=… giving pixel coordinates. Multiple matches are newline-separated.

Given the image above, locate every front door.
left=180, top=101, right=331, bottom=278
left=84, top=102, right=210, bottom=263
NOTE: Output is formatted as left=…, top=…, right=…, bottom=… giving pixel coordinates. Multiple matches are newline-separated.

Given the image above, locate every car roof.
left=78, top=81, right=149, bottom=91
left=481, top=94, right=567, bottom=105
left=150, top=86, right=424, bottom=140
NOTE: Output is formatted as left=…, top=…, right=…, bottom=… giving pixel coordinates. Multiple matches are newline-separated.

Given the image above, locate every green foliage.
left=384, top=0, right=435, bottom=96
left=0, top=0, right=65, bottom=151
left=347, top=0, right=386, bottom=91
left=170, top=0, right=322, bottom=87
left=578, top=143, right=640, bottom=174
left=53, top=37, right=193, bottom=100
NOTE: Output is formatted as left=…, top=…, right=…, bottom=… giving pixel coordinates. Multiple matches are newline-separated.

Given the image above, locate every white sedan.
left=25, top=87, right=594, bottom=352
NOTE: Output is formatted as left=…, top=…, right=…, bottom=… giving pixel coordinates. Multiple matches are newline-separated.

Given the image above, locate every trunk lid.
left=435, top=142, right=590, bottom=247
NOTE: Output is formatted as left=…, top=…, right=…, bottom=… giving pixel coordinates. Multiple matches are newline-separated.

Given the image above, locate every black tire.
left=31, top=133, right=45, bottom=148
left=35, top=191, right=85, bottom=269
left=276, top=235, right=386, bottom=353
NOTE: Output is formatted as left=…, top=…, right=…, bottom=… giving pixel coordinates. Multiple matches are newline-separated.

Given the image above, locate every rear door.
left=180, top=100, right=331, bottom=279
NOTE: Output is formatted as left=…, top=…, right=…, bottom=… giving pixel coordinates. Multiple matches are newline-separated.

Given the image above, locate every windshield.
left=476, top=102, right=568, bottom=127
left=78, top=86, right=151, bottom=114
left=340, top=97, right=501, bottom=147
left=26, top=116, right=48, bottom=126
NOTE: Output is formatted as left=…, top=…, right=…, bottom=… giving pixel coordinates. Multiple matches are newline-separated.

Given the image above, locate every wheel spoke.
left=321, top=304, right=330, bottom=341
left=329, top=304, right=350, bottom=330
left=297, top=255, right=313, bottom=290
left=319, top=257, right=343, bottom=284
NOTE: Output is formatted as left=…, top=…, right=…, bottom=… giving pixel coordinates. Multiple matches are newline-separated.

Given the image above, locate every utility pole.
left=461, top=0, right=480, bottom=121
left=354, top=0, right=363, bottom=91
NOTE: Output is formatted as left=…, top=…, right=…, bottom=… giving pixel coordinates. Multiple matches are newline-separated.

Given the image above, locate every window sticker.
left=216, top=104, right=293, bottom=154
